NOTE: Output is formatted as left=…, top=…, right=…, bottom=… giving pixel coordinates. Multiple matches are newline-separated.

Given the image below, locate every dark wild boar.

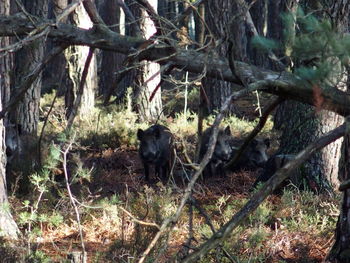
left=137, top=124, right=174, bottom=182
left=229, top=138, right=270, bottom=171
left=199, top=125, right=232, bottom=178
left=252, top=154, right=306, bottom=194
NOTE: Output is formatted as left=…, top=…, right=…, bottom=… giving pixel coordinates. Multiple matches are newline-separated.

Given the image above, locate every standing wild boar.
left=137, top=124, right=174, bottom=182
left=228, top=138, right=270, bottom=171
left=199, top=126, right=232, bottom=178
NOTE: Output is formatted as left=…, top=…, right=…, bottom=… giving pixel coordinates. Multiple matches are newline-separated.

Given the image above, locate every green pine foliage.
left=252, top=7, right=350, bottom=86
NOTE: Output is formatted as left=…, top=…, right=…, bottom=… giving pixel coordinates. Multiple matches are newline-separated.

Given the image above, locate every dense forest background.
left=1, top=0, right=350, bottom=262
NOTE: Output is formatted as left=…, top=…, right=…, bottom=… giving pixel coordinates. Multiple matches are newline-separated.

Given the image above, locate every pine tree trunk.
left=202, top=0, right=245, bottom=115
left=132, top=0, right=162, bottom=122
left=328, top=133, right=350, bottom=262
left=98, top=0, right=126, bottom=99
left=12, top=0, right=47, bottom=134
left=65, top=2, right=97, bottom=118
left=327, top=1, right=350, bottom=259
left=272, top=0, right=346, bottom=192
left=194, top=2, right=205, bottom=45
left=0, top=0, right=19, bottom=239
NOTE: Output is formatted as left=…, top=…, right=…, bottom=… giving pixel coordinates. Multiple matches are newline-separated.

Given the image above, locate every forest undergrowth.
left=1, top=92, right=341, bottom=263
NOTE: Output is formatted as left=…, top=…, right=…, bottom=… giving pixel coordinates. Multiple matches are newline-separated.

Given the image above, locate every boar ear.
left=137, top=129, right=144, bottom=140
left=264, top=138, right=270, bottom=148
left=224, top=125, right=231, bottom=136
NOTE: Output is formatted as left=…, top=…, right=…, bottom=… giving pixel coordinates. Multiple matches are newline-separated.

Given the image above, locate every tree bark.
left=7, top=0, right=48, bottom=192
left=42, top=0, right=69, bottom=95
left=272, top=0, right=346, bottom=192
left=329, top=131, right=350, bottom=262
left=65, top=2, right=97, bottom=118
left=0, top=0, right=19, bottom=239
left=132, top=0, right=162, bottom=122
left=328, top=1, right=350, bottom=258
left=201, top=0, right=244, bottom=116
left=98, top=0, right=126, bottom=99
left=11, top=0, right=48, bottom=135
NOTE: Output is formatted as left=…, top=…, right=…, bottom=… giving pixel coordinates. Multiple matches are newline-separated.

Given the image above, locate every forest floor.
left=35, top=147, right=334, bottom=263
left=6, top=93, right=338, bottom=263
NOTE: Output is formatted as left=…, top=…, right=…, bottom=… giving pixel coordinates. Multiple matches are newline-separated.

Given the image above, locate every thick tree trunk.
left=275, top=102, right=344, bottom=191
left=98, top=0, right=126, bottom=99
left=0, top=101, right=18, bottom=239
left=273, top=0, right=346, bottom=192
left=0, top=0, right=19, bottom=239
left=131, top=0, right=162, bottom=122
left=202, top=0, right=246, bottom=116
left=65, top=2, right=97, bottom=118
left=7, top=0, right=48, bottom=192
left=11, top=0, right=48, bottom=134
left=328, top=2, right=350, bottom=258
left=329, top=134, right=350, bottom=262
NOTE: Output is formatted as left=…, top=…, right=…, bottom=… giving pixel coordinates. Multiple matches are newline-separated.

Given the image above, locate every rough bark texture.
left=0, top=95, right=18, bottom=239
left=98, top=0, right=125, bottom=98
left=328, top=1, right=350, bottom=257
left=65, top=2, right=97, bottom=118
left=329, top=132, right=350, bottom=262
left=131, top=0, right=162, bottom=122
left=202, top=0, right=245, bottom=115
left=42, top=0, right=69, bottom=95
left=247, top=0, right=267, bottom=67
left=194, top=2, right=205, bottom=45
left=273, top=1, right=346, bottom=192
left=0, top=0, right=19, bottom=239
left=11, top=0, right=47, bottom=134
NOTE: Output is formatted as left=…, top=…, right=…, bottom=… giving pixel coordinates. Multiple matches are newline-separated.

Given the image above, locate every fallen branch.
left=119, top=206, right=160, bottom=229
left=225, top=96, right=284, bottom=169
left=1, top=14, right=350, bottom=115
left=181, top=117, right=350, bottom=263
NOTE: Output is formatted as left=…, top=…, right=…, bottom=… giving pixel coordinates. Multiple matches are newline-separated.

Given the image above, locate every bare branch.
left=117, top=0, right=142, bottom=36
left=119, top=206, right=160, bottom=229
left=1, top=15, right=350, bottom=115
left=82, top=0, right=105, bottom=25
left=225, top=97, right=284, bottom=169
left=174, top=0, right=207, bottom=27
